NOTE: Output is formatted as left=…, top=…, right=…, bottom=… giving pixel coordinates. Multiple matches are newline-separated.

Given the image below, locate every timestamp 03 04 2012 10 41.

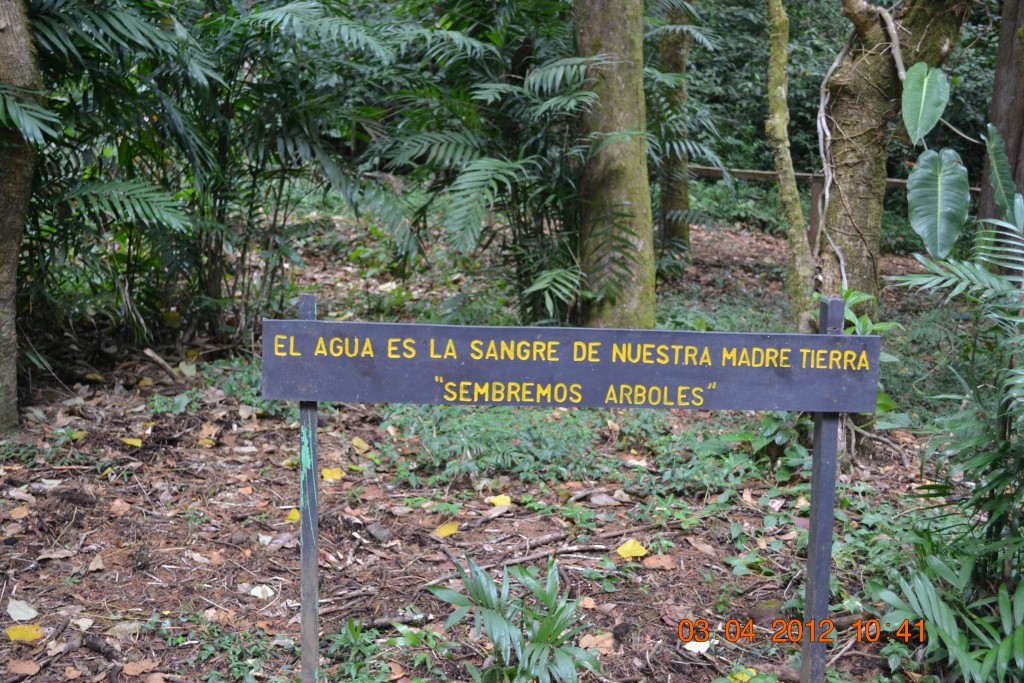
left=677, top=618, right=927, bottom=645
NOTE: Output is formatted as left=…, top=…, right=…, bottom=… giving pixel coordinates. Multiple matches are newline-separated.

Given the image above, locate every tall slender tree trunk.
left=0, top=0, right=42, bottom=433
left=577, top=0, right=656, bottom=329
left=659, top=4, right=693, bottom=249
left=980, top=0, right=1024, bottom=220
left=765, top=0, right=817, bottom=331
left=820, top=0, right=967, bottom=303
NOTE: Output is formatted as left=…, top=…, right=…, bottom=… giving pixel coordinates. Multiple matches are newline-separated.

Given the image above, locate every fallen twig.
left=424, top=544, right=610, bottom=587
left=143, top=348, right=181, bottom=384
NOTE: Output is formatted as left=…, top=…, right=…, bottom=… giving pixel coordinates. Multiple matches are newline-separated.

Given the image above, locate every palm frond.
left=386, top=130, right=487, bottom=170
left=444, top=156, right=541, bottom=252
left=0, top=87, right=61, bottom=145
left=63, top=180, right=190, bottom=232
left=645, top=22, right=715, bottom=51
left=523, top=56, right=605, bottom=97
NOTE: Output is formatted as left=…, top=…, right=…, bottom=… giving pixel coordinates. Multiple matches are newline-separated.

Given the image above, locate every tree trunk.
left=577, top=0, right=656, bottom=329
left=765, top=0, right=817, bottom=331
left=658, top=4, right=692, bottom=249
left=980, top=0, right=1024, bottom=221
left=0, top=0, right=42, bottom=433
left=819, top=0, right=967, bottom=303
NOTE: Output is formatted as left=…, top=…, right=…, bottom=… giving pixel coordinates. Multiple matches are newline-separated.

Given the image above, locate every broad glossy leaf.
left=985, top=124, right=1017, bottom=223
left=903, top=62, right=949, bottom=145
left=907, top=148, right=970, bottom=258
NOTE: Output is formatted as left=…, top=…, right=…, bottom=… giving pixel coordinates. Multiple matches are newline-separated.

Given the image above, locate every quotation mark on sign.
left=434, top=376, right=444, bottom=383
left=707, top=382, right=717, bottom=390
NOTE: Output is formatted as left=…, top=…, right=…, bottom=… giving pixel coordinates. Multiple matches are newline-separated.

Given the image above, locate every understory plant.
left=883, top=60, right=1024, bottom=681
left=428, top=556, right=599, bottom=683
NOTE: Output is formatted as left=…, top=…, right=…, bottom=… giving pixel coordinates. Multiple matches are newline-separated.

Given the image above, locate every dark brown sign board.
left=262, top=320, right=880, bottom=412
left=261, top=296, right=877, bottom=683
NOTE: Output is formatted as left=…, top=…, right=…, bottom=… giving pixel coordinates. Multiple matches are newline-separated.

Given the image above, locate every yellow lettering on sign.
left=603, top=384, right=705, bottom=407
left=472, top=339, right=560, bottom=361
left=573, top=341, right=601, bottom=362
left=442, top=381, right=581, bottom=405
left=799, top=347, right=869, bottom=371
left=430, top=338, right=457, bottom=359
left=274, top=335, right=289, bottom=357
left=387, top=338, right=416, bottom=359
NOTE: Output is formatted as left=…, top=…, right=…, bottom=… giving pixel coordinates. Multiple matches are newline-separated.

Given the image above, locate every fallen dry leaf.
left=88, top=554, right=105, bottom=572
left=588, top=492, right=621, bottom=507
left=7, top=598, right=38, bottom=622
left=321, top=467, right=343, bottom=481
left=486, top=494, right=511, bottom=507
left=351, top=436, right=370, bottom=453
left=120, top=437, right=143, bottom=448
left=109, top=498, right=131, bottom=516
left=641, top=554, right=676, bottom=570
left=6, top=623, right=43, bottom=642
left=145, top=675, right=166, bottom=683
left=433, top=521, right=459, bottom=538
left=578, top=596, right=597, bottom=610
left=123, top=659, right=158, bottom=676
left=579, top=631, right=615, bottom=655
left=616, top=539, right=647, bottom=559
left=65, top=666, right=83, bottom=679
left=7, top=660, right=40, bottom=675
left=8, top=505, right=30, bottom=520
left=38, top=548, right=74, bottom=561
left=386, top=661, right=406, bottom=681
left=684, top=536, right=717, bottom=556
left=286, top=508, right=301, bottom=523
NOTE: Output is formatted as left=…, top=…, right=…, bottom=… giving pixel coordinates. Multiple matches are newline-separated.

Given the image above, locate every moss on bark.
left=820, top=0, right=968, bottom=304
left=0, top=0, right=43, bottom=433
left=765, top=0, right=816, bottom=329
left=576, top=0, right=655, bottom=329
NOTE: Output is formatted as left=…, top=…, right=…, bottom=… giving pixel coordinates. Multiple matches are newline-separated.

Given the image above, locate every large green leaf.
left=907, top=148, right=970, bottom=258
left=986, top=124, right=1018, bottom=223
left=902, top=62, right=949, bottom=146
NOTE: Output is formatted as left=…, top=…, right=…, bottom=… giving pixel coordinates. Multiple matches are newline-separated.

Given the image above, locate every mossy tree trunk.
left=658, top=3, right=693, bottom=249
left=0, top=0, right=42, bottom=433
left=765, top=0, right=817, bottom=331
left=980, top=0, right=1023, bottom=221
left=820, top=0, right=967, bottom=303
left=577, top=0, right=656, bottom=329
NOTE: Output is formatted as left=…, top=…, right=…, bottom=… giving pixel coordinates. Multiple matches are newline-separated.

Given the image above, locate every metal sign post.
left=297, top=294, right=320, bottom=683
left=801, top=297, right=844, bottom=682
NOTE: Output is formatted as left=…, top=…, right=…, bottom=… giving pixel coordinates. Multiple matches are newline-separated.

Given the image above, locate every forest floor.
left=1, top=220, right=929, bottom=683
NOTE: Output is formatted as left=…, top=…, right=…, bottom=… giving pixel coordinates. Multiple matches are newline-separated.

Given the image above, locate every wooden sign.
left=261, top=297, right=877, bottom=683
left=262, top=321, right=879, bottom=412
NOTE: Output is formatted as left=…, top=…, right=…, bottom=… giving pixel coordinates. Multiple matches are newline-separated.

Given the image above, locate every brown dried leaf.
left=65, top=666, right=83, bottom=680
left=123, top=659, right=158, bottom=676
left=579, top=631, right=615, bottom=655
left=8, top=660, right=40, bottom=675
left=110, top=498, right=131, bottom=516
left=8, top=505, right=30, bottom=520
left=641, top=554, right=676, bottom=570
left=386, top=661, right=406, bottom=681
left=684, top=536, right=717, bottom=556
